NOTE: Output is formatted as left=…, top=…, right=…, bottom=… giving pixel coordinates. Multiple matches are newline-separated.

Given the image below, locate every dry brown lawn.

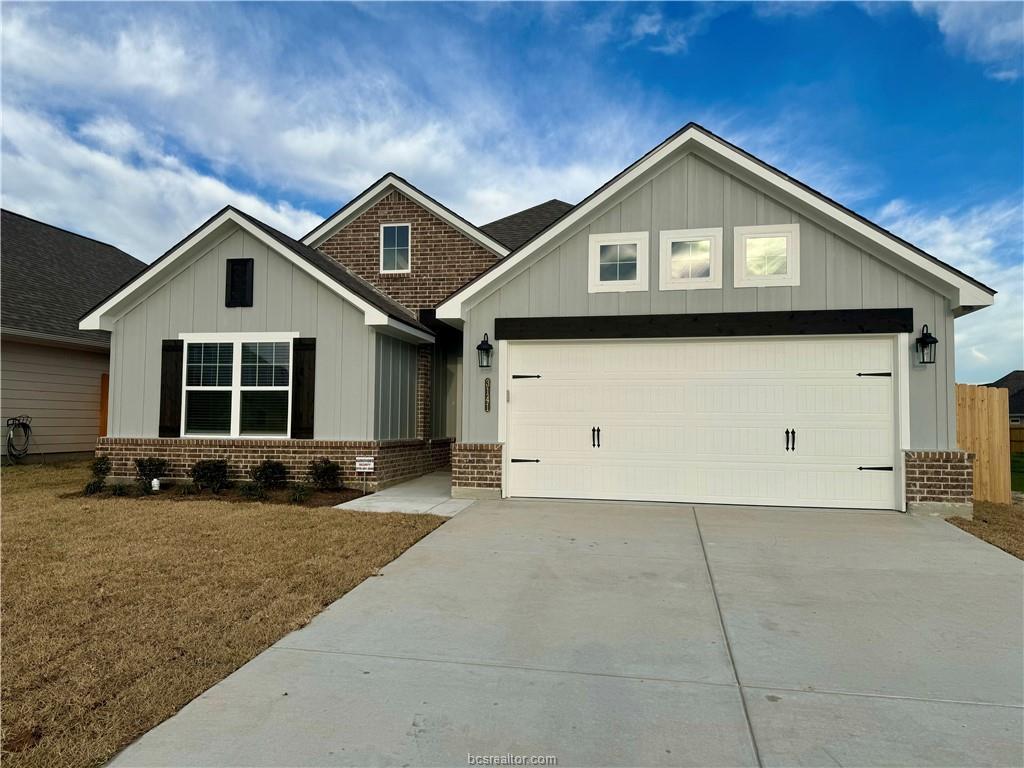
left=1, top=460, right=445, bottom=768
left=948, top=498, right=1024, bottom=560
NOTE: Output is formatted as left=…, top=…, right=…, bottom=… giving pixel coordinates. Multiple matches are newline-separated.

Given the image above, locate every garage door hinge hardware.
left=512, top=374, right=542, bottom=379
left=857, top=466, right=894, bottom=471
left=856, top=372, right=892, bottom=377
left=511, top=458, right=541, bottom=463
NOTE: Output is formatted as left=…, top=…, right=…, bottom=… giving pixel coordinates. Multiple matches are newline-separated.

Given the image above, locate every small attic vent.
left=225, top=258, right=254, bottom=307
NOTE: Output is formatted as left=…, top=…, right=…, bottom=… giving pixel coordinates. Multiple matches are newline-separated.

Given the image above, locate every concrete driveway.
left=113, top=500, right=1023, bottom=767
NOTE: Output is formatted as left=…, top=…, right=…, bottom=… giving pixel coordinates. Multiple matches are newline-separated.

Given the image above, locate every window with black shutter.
left=225, top=258, right=254, bottom=307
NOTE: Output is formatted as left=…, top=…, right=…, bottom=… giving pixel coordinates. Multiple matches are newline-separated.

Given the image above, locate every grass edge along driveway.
left=1, top=461, right=444, bottom=768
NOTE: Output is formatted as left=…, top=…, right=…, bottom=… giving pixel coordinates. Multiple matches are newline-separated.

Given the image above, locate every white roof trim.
left=302, top=174, right=510, bottom=257
left=79, top=209, right=404, bottom=332
left=437, top=127, right=993, bottom=320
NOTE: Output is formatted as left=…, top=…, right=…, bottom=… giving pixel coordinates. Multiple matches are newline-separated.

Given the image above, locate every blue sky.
left=2, top=1, right=1021, bottom=382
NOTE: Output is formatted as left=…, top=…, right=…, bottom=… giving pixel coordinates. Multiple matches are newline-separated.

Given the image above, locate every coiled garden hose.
left=6, top=415, right=33, bottom=462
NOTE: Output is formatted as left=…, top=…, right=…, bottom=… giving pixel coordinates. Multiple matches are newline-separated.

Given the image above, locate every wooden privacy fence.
left=956, top=384, right=1011, bottom=504
left=1011, top=426, right=1024, bottom=455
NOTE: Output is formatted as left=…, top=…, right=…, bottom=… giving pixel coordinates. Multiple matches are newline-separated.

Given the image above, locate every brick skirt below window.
left=904, top=450, right=974, bottom=504
left=96, top=436, right=453, bottom=491
left=451, top=442, right=503, bottom=490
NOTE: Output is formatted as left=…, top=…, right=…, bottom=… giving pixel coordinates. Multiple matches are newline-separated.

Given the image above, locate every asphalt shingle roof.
left=986, top=370, right=1024, bottom=414
left=1, top=209, right=146, bottom=346
left=480, top=199, right=574, bottom=252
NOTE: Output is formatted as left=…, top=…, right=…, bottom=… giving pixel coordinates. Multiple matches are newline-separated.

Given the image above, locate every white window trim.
left=734, top=223, right=800, bottom=288
left=659, top=228, right=723, bottom=291
left=179, top=332, right=299, bottom=439
left=380, top=223, right=411, bottom=274
left=587, top=231, right=649, bottom=293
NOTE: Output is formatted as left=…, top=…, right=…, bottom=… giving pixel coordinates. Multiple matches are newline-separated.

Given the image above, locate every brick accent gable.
left=316, top=190, right=500, bottom=311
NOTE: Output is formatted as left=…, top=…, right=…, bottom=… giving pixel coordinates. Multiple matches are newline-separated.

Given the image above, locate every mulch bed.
left=948, top=499, right=1024, bottom=560
left=70, top=483, right=364, bottom=507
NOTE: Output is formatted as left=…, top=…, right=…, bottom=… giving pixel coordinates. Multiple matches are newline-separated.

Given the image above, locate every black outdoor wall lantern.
left=476, top=333, right=494, bottom=368
left=915, top=324, right=938, bottom=365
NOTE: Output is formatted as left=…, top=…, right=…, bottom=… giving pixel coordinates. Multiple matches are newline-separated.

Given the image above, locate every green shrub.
left=190, top=459, right=229, bottom=492
left=289, top=483, right=312, bottom=504
left=239, top=482, right=267, bottom=501
left=83, top=478, right=105, bottom=496
left=250, top=460, right=289, bottom=489
left=176, top=482, right=199, bottom=496
left=110, top=483, right=131, bottom=497
left=91, top=456, right=112, bottom=481
left=308, top=457, right=341, bottom=491
left=134, top=457, right=168, bottom=485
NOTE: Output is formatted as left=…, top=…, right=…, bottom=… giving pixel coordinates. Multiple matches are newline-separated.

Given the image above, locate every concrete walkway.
left=335, top=470, right=473, bottom=516
left=112, top=500, right=1023, bottom=767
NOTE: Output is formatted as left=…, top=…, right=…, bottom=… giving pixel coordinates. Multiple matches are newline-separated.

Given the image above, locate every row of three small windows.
left=588, top=223, right=800, bottom=294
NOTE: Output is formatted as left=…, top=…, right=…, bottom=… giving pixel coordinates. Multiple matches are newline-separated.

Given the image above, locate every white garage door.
left=506, top=336, right=898, bottom=510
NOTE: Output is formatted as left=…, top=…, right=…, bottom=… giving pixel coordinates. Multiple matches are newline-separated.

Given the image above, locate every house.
left=1, top=210, right=145, bottom=459
left=985, top=371, right=1024, bottom=425
left=81, top=123, right=994, bottom=514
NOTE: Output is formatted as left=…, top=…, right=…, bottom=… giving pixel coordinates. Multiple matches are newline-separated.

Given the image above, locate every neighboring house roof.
left=986, top=370, right=1024, bottom=414
left=1, top=209, right=145, bottom=349
left=79, top=206, right=432, bottom=342
left=480, top=199, right=574, bottom=251
left=436, top=122, right=996, bottom=321
left=302, top=173, right=511, bottom=257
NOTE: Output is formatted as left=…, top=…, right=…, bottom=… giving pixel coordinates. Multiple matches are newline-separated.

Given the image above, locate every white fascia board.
left=303, top=175, right=510, bottom=257
left=684, top=132, right=993, bottom=310
left=79, top=209, right=393, bottom=331
left=437, top=127, right=992, bottom=319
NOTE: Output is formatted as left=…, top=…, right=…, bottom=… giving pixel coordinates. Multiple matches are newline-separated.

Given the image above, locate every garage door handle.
left=591, top=427, right=596, bottom=448
left=791, top=428, right=796, bottom=451
left=785, top=428, right=791, bottom=451
left=596, top=427, right=601, bottom=448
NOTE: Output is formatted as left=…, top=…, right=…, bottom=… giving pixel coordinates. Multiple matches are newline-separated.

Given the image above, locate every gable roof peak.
left=300, top=174, right=510, bottom=256
left=436, top=119, right=995, bottom=320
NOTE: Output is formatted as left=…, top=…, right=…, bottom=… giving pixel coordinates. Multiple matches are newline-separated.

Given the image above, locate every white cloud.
left=876, top=198, right=1024, bottom=383
left=754, top=2, right=828, bottom=19
left=913, top=1, right=1024, bottom=81
left=2, top=107, right=322, bottom=261
left=709, top=112, right=882, bottom=205
left=0, top=5, right=625, bottom=240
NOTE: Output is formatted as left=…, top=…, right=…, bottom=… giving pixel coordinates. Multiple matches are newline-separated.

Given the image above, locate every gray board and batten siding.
left=108, top=226, right=377, bottom=440
left=460, top=146, right=956, bottom=449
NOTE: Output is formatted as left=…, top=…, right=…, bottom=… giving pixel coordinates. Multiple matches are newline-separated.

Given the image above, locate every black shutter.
left=159, top=340, right=184, bottom=437
left=291, top=338, right=315, bottom=439
left=225, top=258, right=254, bottom=307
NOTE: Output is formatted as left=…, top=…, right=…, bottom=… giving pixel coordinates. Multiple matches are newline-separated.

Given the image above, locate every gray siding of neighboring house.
left=374, top=333, right=417, bottom=439
left=1, top=340, right=109, bottom=455
left=108, top=226, right=375, bottom=440
left=461, top=148, right=958, bottom=450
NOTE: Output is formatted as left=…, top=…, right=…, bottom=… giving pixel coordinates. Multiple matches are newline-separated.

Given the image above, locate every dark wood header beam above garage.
left=494, top=308, right=914, bottom=341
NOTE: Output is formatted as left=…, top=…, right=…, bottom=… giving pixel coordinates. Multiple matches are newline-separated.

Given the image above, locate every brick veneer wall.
left=904, top=450, right=974, bottom=505
left=316, top=190, right=500, bottom=311
left=96, top=437, right=452, bottom=492
left=451, top=442, right=503, bottom=491
left=416, top=345, right=432, bottom=439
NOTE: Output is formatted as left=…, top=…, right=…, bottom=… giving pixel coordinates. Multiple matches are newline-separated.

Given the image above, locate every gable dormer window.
left=380, top=224, right=411, bottom=273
